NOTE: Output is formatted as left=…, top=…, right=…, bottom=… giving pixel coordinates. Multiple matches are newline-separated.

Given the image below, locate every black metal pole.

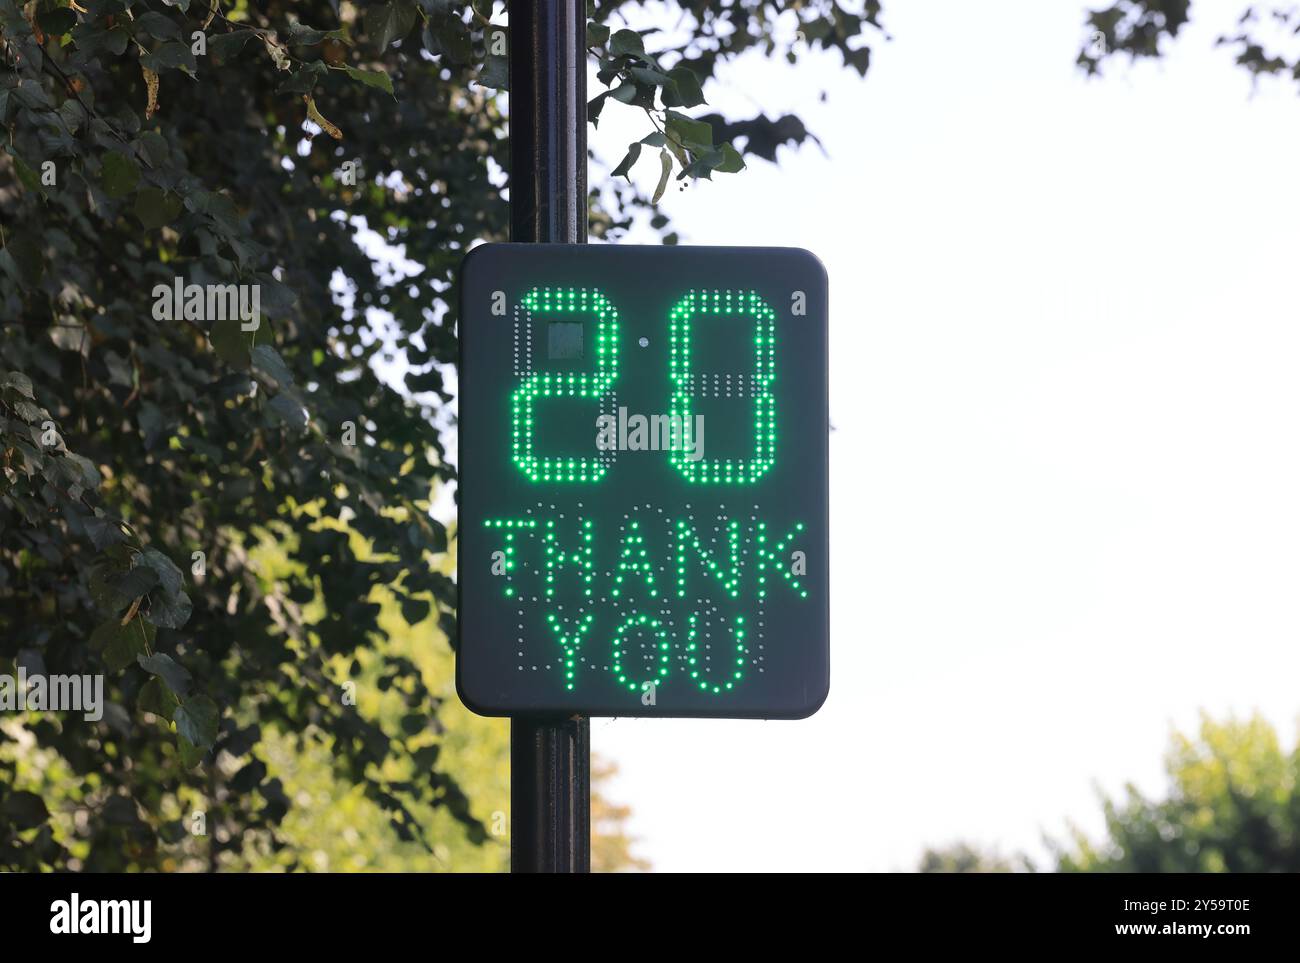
left=507, top=0, right=590, bottom=874
left=509, top=0, right=588, bottom=245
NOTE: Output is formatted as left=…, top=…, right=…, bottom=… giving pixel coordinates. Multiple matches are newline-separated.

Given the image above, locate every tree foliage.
left=1078, top=0, right=1300, bottom=85
left=0, top=0, right=877, bottom=870
left=1056, top=714, right=1300, bottom=872
left=918, top=715, right=1300, bottom=873
left=591, top=757, right=648, bottom=873
left=918, top=843, right=1022, bottom=874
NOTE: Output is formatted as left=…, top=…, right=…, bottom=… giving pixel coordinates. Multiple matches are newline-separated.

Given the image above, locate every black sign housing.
left=457, top=244, right=828, bottom=718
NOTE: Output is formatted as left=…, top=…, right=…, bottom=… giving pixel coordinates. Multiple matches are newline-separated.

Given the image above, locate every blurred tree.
left=918, top=842, right=1023, bottom=873
left=1076, top=0, right=1191, bottom=73
left=591, top=758, right=649, bottom=873
left=1077, top=0, right=1300, bottom=88
left=1056, top=714, right=1300, bottom=872
left=917, top=714, right=1300, bottom=873
left=0, top=0, right=879, bottom=870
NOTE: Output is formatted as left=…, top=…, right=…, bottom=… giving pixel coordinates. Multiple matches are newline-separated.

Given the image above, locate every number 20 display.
left=457, top=244, right=829, bottom=719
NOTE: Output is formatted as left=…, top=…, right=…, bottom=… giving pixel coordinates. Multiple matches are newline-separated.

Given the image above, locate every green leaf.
left=682, top=148, right=725, bottom=180
left=173, top=694, right=218, bottom=750
left=662, top=133, right=688, bottom=174
left=91, top=617, right=156, bottom=672
left=268, top=393, right=308, bottom=430
left=2, top=371, right=35, bottom=399
left=366, top=1, right=417, bottom=50
left=609, top=29, right=644, bottom=57
left=134, top=187, right=182, bottom=230
left=139, top=549, right=184, bottom=598
left=138, top=677, right=172, bottom=717
left=57, top=99, right=83, bottom=135
left=2, top=791, right=49, bottom=830
left=74, top=24, right=130, bottom=58
left=59, top=452, right=101, bottom=493
left=210, top=317, right=254, bottom=369
left=100, top=152, right=141, bottom=199
left=36, top=7, right=77, bottom=37
left=89, top=564, right=119, bottom=613
left=14, top=398, right=45, bottom=425
left=666, top=111, right=713, bottom=151
left=343, top=65, right=395, bottom=97
left=148, top=589, right=192, bottom=630
left=177, top=732, right=204, bottom=768
left=251, top=345, right=294, bottom=392
left=665, top=66, right=706, bottom=108
left=715, top=142, right=745, bottom=173
left=608, top=83, right=637, bottom=104
left=137, top=652, right=192, bottom=700
left=586, top=22, right=610, bottom=47
left=630, top=67, right=670, bottom=87
left=478, top=28, right=509, bottom=90
left=11, top=81, right=52, bottom=112
left=140, top=42, right=199, bottom=76
left=256, top=276, right=298, bottom=316
left=9, top=151, right=44, bottom=197
left=799, top=18, right=832, bottom=42
left=596, top=57, right=620, bottom=87
left=278, top=62, right=329, bottom=95
left=65, top=452, right=99, bottom=486
left=138, top=131, right=171, bottom=166
left=84, top=515, right=128, bottom=550
left=109, top=566, right=161, bottom=613
left=424, top=16, right=472, bottom=64
left=209, top=29, right=257, bottom=64
left=405, top=366, right=444, bottom=394
left=0, top=234, right=42, bottom=289
left=286, top=22, right=348, bottom=46
left=230, top=759, right=267, bottom=793
left=187, top=190, right=240, bottom=234
left=400, top=596, right=431, bottom=624
left=611, top=142, right=641, bottom=181
left=136, top=12, right=183, bottom=41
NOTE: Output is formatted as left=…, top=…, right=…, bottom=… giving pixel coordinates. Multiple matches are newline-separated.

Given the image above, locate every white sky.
left=583, top=0, right=1300, bottom=871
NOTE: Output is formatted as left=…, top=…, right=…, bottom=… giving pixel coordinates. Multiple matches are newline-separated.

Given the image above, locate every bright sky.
left=583, top=0, right=1300, bottom=871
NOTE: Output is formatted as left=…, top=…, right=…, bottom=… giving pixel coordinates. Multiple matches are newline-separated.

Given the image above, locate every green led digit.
left=685, top=613, right=749, bottom=694
left=667, top=289, right=776, bottom=484
left=546, top=610, right=594, bottom=691
left=512, top=287, right=620, bottom=483
left=611, top=612, right=670, bottom=693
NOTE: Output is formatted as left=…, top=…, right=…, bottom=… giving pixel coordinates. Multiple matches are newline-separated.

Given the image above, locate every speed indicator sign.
left=457, top=244, right=828, bottom=718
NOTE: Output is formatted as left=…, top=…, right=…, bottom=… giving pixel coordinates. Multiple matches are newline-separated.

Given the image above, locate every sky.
left=579, top=0, right=1300, bottom=871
